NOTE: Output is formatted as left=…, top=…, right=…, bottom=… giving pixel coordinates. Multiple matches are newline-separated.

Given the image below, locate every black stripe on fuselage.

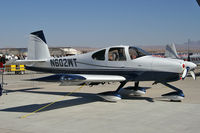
left=25, top=66, right=180, bottom=82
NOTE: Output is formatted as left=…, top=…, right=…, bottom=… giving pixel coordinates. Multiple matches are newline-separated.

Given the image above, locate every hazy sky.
left=0, top=0, right=199, bottom=48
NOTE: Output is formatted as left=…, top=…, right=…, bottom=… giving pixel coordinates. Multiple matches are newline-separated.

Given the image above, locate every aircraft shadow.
left=1, top=87, right=154, bottom=113
left=5, top=87, right=44, bottom=93
left=122, top=96, right=154, bottom=103
left=0, top=97, right=100, bottom=113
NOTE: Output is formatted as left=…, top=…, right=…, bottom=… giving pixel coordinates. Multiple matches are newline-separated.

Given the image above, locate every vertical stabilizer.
left=164, top=43, right=180, bottom=59
left=27, top=30, right=50, bottom=60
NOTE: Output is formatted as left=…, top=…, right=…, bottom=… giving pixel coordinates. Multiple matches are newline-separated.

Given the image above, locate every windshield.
left=129, top=46, right=149, bottom=59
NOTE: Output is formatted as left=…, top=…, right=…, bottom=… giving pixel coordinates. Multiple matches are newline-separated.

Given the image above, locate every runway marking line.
left=20, top=84, right=86, bottom=119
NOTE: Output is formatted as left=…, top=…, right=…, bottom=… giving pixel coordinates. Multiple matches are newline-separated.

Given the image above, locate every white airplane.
left=165, top=43, right=200, bottom=65
left=5, top=30, right=197, bottom=102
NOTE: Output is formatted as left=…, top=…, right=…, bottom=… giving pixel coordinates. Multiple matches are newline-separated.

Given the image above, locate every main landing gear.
left=98, top=81, right=185, bottom=102
left=98, top=81, right=146, bottom=102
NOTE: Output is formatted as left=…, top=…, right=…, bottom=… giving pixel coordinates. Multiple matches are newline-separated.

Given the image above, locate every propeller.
left=190, top=71, right=196, bottom=80
left=181, top=62, right=197, bottom=80
left=181, top=67, right=189, bottom=80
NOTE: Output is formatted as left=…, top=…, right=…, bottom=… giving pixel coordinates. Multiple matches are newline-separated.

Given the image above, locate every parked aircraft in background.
left=6, top=31, right=197, bottom=102
left=164, top=43, right=180, bottom=59
left=165, top=43, right=200, bottom=65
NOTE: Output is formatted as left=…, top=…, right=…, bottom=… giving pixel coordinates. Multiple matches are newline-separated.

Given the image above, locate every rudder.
left=27, top=30, right=50, bottom=60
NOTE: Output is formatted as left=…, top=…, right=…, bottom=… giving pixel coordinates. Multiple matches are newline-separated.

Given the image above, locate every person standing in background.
left=0, top=55, right=6, bottom=72
left=1, top=55, right=6, bottom=64
left=0, top=56, right=3, bottom=71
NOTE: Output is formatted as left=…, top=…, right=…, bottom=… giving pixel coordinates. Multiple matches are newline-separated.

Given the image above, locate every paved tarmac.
left=0, top=72, right=200, bottom=133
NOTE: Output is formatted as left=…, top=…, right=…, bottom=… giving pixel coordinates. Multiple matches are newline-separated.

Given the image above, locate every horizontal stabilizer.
left=5, top=59, right=47, bottom=65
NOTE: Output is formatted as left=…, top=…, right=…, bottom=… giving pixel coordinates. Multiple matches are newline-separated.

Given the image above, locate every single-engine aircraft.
left=6, top=30, right=197, bottom=102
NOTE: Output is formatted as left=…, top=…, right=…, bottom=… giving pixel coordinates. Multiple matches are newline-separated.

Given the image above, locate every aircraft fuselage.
left=26, top=46, right=194, bottom=83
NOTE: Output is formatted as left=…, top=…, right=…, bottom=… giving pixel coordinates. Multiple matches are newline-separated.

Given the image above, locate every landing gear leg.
left=161, top=82, right=184, bottom=102
left=116, top=81, right=140, bottom=93
left=135, top=81, right=139, bottom=89
left=118, top=81, right=146, bottom=96
left=116, top=81, right=127, bottom=93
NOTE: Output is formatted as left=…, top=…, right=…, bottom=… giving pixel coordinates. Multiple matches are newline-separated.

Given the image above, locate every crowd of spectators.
left=0, top=54, right=26, bottom=70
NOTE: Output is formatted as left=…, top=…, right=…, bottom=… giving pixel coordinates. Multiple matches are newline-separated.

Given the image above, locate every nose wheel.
left=160, top=83, right=185, bottom=102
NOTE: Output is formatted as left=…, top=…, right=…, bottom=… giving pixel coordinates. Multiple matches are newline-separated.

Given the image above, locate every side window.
left=92, top=49, right=105, bottom=60
left=108, top=47, right=126, bottom=61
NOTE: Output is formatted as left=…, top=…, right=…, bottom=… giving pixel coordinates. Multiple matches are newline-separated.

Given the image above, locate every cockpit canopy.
left=108, top=47, right=126, bottom=61
left=92, top=46, right=149, bottom=61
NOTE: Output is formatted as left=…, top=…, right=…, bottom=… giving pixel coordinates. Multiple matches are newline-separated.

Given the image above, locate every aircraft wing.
left=29, top=74, right=126, bottom=86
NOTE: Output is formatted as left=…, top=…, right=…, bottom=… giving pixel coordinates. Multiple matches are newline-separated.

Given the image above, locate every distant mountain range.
left=139, top=40, right=200, bottom=53
left=1, top=40, right=200, bottom=55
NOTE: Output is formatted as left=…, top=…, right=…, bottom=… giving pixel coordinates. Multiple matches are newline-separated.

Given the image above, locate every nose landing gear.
left=160, top=83, right=185, bottom=102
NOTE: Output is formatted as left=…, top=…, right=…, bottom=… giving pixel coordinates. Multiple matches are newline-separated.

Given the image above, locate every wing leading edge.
left=29, top=74, right=126, bottom=86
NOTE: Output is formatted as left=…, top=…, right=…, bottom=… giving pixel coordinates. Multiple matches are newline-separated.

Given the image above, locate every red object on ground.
left=0, top=62, right=3, bottom=67
left=0, top=62, right=3, bottom=70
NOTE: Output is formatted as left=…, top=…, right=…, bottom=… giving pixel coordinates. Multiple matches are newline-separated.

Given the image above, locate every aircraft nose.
left=184, top=61, right=197, bottom=70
